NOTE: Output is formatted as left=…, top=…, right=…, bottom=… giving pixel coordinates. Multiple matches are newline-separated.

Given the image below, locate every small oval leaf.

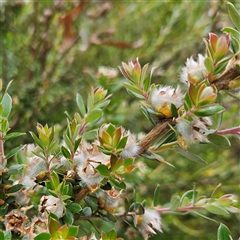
left=85, top=109, right=102, bottom=123
left=194, top=105, right=225, bottom=117
left=217, top=223, right=231, bottom=240
left=207, top=134, right=231, bottom=149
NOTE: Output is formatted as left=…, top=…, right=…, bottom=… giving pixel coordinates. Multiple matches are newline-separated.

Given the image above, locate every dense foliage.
left=1, top=1, right=239, bottom=240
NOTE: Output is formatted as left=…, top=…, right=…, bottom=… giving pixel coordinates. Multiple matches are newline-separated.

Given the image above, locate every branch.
left=137, top=58, right=240, bottom=155
left=75, top=206, right=205, bottom=222
left=213, top=57, right=240, bottom=91
left=156, top=205, right=205, bottom=213
left=215, top=126, right=240, bottom=136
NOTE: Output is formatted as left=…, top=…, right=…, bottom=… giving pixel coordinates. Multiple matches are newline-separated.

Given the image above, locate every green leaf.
left=170, top=195, right=180, bottom=211
left=207, top=134, right=231, bottom=148
left=217, top=223, right=232, bottom=240
left=153, top=184, right=160, bottom=207
left=205, top=204, right=229, bottom=217
left=106, top=212, right=117, bottom=223
left=124, top=197, right=130, bottom=213
left=50, top=171, right=60, bottom=189
left=76, top=93, right=86, bottom=117
left=29, top=131, right=44, bottom=149
left=68, top=226, right=79, bottom=237
left=96, top=164, right=110, bottom=177
left=49, top=216, right=60, bottom=237
left=34, top=233, right=51, bottom=240
left=5, top=145, right=26, bottom=160
left=213, top=61, right=229, bottom=75
left=123, top=82, right=143, bottom=96
left=173, top=145, right=207, bottom=164
left=63, top=134, right=74, bottom=152
left=107, top=229, right=117, bottom=239
left=1, top=93, right=12, bottom=117
left=180, top=190, right=198, bottom=205
left=170, top=103, right=178, bottom=118
left=194, top=105, right=225, bottom=117
left=74, top=137, right=82, bottom=152
left=61, top=146, right=71, bottom=159
left=227, top=2, right=240, bottom=30
left=204, top=57, right=214, bottom=73
left=3, top=132, right=26, bottom=141
left=63, top=208, right=74, bottom=225
left=109, top=177, right=126, bottom=189
left=82, top=206, right=92, bottom=216
left=67, top=202, right=82, bottom=213
left=8, top=164, right=23, bottom=175
left=117, top=135, right=128, bottom=149
left=3, top=230, right=12, bottom=240
left=85, top=109, right=102, bottom=123
left=222, top=27, right=240, bottom=42
left=0, top=232, right=4, bottom=240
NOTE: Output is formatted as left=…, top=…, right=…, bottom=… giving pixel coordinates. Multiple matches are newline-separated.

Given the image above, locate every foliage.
left=1, top=1, right=240, bottom=240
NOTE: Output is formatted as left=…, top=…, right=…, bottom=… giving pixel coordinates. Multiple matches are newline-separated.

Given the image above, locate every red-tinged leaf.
left=49, top=217, right=60, bottom=236
left=132, top=59, right=141, bottom=82
left=209, top=33, right=218, bottom=51
left=101, top=131, right=112, bottom=145
left=123, top=165, right=135, bottom=174
left=58, top=224, right=69, bottom=238
left=112, top=127, right=122, bottom=147
left=188, top=83, right=198, bottom=106
left=198, top=93, right=217, bottom=106
left=110, top=154, right=118, bottom=169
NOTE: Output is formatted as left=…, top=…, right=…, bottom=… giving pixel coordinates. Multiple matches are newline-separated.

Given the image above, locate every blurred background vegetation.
left=1, top=0, right=239, bottom=239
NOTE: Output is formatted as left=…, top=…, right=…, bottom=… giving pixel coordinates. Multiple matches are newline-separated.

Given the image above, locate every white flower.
left=39, top=195, right=66, bottom=218
left=96, top=187, right=122, bottom=213
left=176, top=116, right=212, bottom=143
left=149, top=85, right=183, bottom=117
left=77, top=161, right=104, bottom=191
left=180, top=54, right=207, bottom=84
left=76, top=141, right=110, bottom=191
left=133, top=209, right=162, bottom=240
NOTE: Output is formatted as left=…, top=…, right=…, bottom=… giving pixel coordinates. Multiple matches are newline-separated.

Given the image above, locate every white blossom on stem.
left=133, top=209, right=162, bottom=240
